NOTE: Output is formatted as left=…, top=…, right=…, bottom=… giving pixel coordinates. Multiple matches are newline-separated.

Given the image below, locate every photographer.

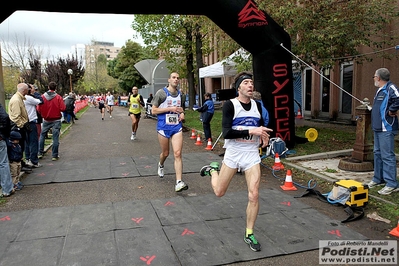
left=8, top=83, right=31, bottom=171
left=24, top=84, right=44, bottom=168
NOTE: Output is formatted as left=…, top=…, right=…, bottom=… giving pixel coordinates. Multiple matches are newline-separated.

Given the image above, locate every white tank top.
left=224, top=98, right=261, bottom=151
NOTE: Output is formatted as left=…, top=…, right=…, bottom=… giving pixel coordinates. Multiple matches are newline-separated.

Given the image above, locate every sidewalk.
left=0, top=106, right=393, bottom=266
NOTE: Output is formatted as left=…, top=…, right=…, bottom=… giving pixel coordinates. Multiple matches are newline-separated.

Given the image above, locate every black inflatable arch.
left=0, top=0, right=295, bottom=148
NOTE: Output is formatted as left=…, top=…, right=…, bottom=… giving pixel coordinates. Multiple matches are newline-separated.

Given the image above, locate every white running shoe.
left=175, top=180, right=188, bottom=192
left=32, top=162, right=42, bottom=168
left=378, top=186, right=399, bottom=195
left=130, top=134, right=134, bottom=141
left=158, top=163, right=164, bottom=178
left=25, top=160, right=34, bottom=167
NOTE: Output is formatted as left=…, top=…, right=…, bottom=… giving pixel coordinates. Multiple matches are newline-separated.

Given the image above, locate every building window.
left=304, top=68, right=312, bottom=111
left=340, top=63, right=353, bottom=114
left=321, top=68, right=330, bottom=113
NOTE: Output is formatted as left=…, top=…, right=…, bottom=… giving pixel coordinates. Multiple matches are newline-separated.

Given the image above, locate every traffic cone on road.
left=205, top=138, right=213, bottom=150
left=389, top=220, right=399, bottom=237
left=195, top=134, right=203, bottom=146
left=272, top=153, right=284, bottom=170
left=280, top=170, right=297, bottom=191
left=190, top=129, right=196, bottom=139
left=296, top=108, right=303, bottom=119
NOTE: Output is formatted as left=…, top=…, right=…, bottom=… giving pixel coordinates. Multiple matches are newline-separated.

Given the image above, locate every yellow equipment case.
left=333, top=179, right=369, bottom=207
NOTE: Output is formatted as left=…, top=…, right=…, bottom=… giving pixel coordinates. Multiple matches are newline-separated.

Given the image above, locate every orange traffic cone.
left=296, top=108, right=303, bottom=119
left=195, top=134, right=202, bottom=146
left=280, top=169, right=297, bottom=191
left=190, top=129, right=196, bottom=139
left=272, top=153, right=284, bottom=170
left=205, top=138, right=213, bottom=150
left=389, top=220, right=399, bottom=237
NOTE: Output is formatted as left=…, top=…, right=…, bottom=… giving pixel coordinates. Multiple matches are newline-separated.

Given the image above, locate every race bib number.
left=131, top=103, right=139, bottom=109
left=166, top=114, right=179, bottom=125
left=234, top=126, right=259, bottom=143
left=235, top=134, right=258, bottom=143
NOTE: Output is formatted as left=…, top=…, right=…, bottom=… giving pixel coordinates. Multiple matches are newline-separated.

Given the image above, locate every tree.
left=19, top=54, right=85, bottom=96
left=1, top=33, right=46, bottom=72
left=107, top=40, right=150, bottom=93
left=83, top=53, right=118, bottom=95
left=258, top=0, right=399, bottom=67
left=132, top=15, right=239, bottom=108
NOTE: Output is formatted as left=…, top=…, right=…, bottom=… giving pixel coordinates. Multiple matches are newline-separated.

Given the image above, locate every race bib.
left=166, top=114, right=179, bottom=125
left=131, top=103, right=139, bottom=109
left=233, top=126, right=259, bottom=143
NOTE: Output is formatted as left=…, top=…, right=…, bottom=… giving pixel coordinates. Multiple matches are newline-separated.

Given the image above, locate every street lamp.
left=67, top=69, right=73, bottom=93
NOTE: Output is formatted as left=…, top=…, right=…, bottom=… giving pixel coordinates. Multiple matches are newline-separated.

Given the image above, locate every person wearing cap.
left=24, top=84, right=43, bottom=168
left=37, top=81, right=66, bottom=161
left=200, top=71, right=273, bottom=252
left=7, top=131, right=24, bottom=191
left=0, top=103, right=15, bottom=197
left=196, top=92, right=215, bottom=141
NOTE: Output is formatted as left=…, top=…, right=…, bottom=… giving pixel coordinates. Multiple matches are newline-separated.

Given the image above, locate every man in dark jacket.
left=0, top=103, right=15, bottom=197
left=64, top=93, right=77, bottom=123
left=37, top=81, right=66, bottom=161
left=196, top=93, right=215, bottom=141
left=368, top=68, right=399, bottom=195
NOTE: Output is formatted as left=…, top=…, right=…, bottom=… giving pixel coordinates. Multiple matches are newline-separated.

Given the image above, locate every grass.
left=184, top=109, right=399, bottom=224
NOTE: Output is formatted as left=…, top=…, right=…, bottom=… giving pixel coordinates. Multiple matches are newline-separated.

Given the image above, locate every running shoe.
left=52, top=156, right=60, bottom=161
left=130, top=134, right=134, bottom=140
left=38, top=153, right=43, bottom=159
left=32, top=162, right=42, bottom=168
left=175, top=180, right=188, bottom=192
left=200, top=162, right=220, bottom=176
left=367, top=180, right=385, bottom=188
left=158, top=163, right=164, bottom=178
left=378, top=186, right=399, bottom=195
left=25, top=159, right=34, bottom=167
left=244, top=234, right=261, bottom=252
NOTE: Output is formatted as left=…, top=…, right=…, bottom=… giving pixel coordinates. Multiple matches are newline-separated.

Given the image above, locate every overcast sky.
left=0, top=11, right=143, bottom=58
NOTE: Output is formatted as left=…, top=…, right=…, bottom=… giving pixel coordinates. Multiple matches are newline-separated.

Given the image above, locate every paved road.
left=0, top=105, right=396, bottom=266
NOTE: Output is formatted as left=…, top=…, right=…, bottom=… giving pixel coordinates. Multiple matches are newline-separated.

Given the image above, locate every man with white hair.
left=368, top=68, right=399, bottom=195
left=8, top=83, right=31, bottom=171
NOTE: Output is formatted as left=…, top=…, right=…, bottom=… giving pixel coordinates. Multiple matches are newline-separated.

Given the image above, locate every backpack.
left=266, top=137, right=288, bottom=158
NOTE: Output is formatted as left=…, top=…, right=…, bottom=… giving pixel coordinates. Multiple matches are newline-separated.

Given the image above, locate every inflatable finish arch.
left=0, top=0, right=295, bottom=148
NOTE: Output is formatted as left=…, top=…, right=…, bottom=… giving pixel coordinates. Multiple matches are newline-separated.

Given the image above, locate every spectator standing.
left=8, top=83, right=31, bottom=171
left=368, top=68, right=399, bottom=195
left=151, top=72, right=188, bottom=192
left=145, top=93, right=154, bottom=117
left=32, top=85, right=43, bottom=140
left=252, top=91, right=270, bottom=126
left=0, top=103, right=15, bottom=197
left=7, top=131, right=24, bottom=191
left=196, top=92, right=215, bottom=141
left=24, top=84, right=43, bottom=168
left=64, top=93, right=77, bottom=123
left=127, top=86, right=145, bottom=140
left=37, top=81, right=66, bottom=161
